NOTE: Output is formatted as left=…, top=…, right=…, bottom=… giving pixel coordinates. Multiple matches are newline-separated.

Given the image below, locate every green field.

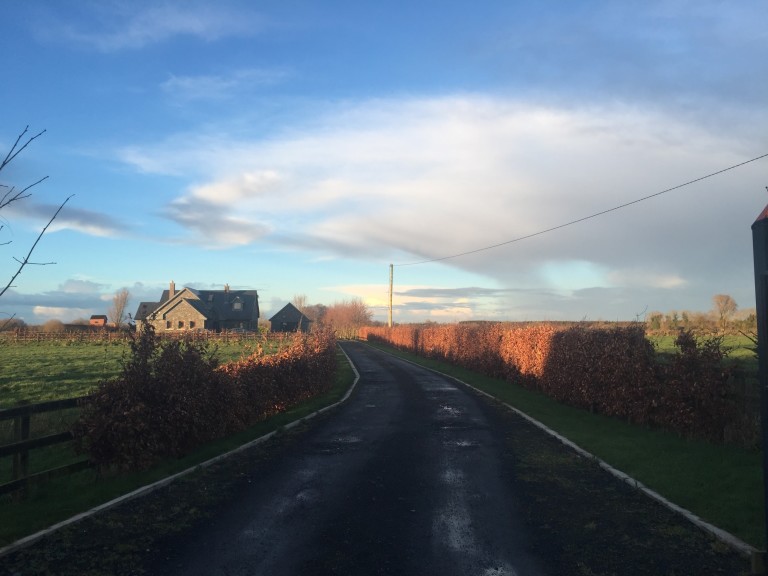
left=649, top=333, right=757, bottom=367
left=0, top=339, right=269, bottom=408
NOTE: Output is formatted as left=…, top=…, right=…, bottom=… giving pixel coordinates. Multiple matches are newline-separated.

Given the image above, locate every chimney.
left=224, top=283, right=230, bottom=294
left=169, top=280, right=176, bottom=298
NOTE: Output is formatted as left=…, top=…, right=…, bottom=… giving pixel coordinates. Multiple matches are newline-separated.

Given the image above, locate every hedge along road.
left=1, top=342, right=749, bottom=575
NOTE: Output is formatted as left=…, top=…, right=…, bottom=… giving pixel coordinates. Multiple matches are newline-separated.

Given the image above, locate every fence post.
left=12, top=400, right=31, bottom=500
left=751, top=205, right=768, bottom=569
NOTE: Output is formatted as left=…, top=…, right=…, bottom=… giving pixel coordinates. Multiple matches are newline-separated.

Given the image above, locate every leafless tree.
left=712, top=294, right=738, bottom=330
left=0, top=126, right=72, bottom=328
left=324, top=298, right=373, bottom=338
left=303, top=303, right=327, bottom=324
left=108, top=288, right=131, bottom=328
left=292, top=294, right=307, bottom=311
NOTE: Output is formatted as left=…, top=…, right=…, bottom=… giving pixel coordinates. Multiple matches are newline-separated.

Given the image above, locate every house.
left=134, top=281, right=259, bottom=333
left=89, top=315, right=108, bottom=327
left=269, top=303, right=312, bottom=333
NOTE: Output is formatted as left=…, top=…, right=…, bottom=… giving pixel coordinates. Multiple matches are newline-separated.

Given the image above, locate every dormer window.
left=233, top=301, right=243, bottom=311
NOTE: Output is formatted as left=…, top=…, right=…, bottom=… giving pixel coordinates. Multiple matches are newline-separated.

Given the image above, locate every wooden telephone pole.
left=388, top=264, right=393, bottom=327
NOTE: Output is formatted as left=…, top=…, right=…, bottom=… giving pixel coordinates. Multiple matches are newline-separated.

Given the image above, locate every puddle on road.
left=442, top=468, right=465, bottom=486
left=312, top=435, right=363, bottom=454
left=444, top=439, right=479, bottom=449
left=439, top=404, right=462, bottom=417
left=333, top=435, right=362, bottom=444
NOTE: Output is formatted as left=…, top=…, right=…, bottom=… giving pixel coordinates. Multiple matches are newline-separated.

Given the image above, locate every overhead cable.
left=396, top=152, right=768, bottom=267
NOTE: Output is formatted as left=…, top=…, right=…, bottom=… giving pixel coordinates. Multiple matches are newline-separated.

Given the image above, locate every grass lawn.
left=366, top=341, right=766, bottom=551
left=649, top=333, right=758, bottom=372
left=0, top=339, right=280, bottom=408
left=0, top=348, right=355, bottom=548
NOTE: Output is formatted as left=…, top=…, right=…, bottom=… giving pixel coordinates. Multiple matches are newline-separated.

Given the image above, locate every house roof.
left=89, top=314, right=108, bottom=320
left=269, top=303, right=312, bottom=324
left=134, top=302, right=161, bottom=321
left=135, top=287, right=259, bottom=322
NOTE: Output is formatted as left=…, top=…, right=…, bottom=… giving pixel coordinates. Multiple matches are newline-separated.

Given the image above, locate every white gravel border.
left=0, top=346, right=361, bottom=559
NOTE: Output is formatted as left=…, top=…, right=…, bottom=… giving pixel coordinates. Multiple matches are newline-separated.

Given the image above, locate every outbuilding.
left=269, top=303, right=312, bottom=333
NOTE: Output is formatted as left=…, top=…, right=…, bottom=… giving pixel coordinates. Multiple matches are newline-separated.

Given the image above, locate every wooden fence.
left=0, top=396, right=92, bottom=498
left=0, top=330, right=269, bottom=345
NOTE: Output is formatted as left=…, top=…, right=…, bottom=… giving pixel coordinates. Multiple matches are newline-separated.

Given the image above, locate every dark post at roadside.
left=750, top=197, right=768, bottom=574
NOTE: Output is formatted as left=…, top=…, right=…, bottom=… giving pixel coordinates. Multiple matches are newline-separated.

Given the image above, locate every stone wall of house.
left=151, top=306, right=207, bottom=332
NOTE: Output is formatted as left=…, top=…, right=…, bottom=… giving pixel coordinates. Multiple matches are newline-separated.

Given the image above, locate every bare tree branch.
left=0, top=176, right=50, bottom=211
left=1, top=126, right=46, bottom=172
left=0, top=194, right=73, bottom=299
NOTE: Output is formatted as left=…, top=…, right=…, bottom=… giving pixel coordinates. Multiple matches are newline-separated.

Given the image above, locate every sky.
left=1, top=0, right=767, bottom=325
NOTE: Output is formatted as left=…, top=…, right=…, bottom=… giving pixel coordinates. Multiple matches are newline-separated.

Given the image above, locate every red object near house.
left=89, top=315, right=108, bottom=327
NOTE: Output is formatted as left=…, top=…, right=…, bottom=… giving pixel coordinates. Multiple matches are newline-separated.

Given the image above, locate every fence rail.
left=0, top=330, right=270, bottom=344
left=0, top=396, right=91, bottom=497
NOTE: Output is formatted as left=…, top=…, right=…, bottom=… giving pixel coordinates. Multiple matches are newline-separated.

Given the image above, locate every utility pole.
left=751, top=196, right=768, bottom=573
left=388, top=263, right=393, bottom=328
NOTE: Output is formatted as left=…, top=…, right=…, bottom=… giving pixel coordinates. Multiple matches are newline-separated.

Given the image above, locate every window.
left=166, top=320, right=171, bottom=329
left=190, top=321, right=196, bottom=329
left=233, top=301, right=243, bottom=311
left=178, top=320, right=184, bottom=329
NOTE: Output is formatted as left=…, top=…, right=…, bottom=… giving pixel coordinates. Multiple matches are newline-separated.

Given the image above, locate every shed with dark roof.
left=269, top=303, right=312, bottom=333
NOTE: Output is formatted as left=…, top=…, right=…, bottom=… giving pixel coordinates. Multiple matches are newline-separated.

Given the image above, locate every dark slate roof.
left=137, top=288, right=259, bottom=323
left=134, top=301, right=161, bottom=321
left=89, top=315, right=108, bottom=320
left=195, top=290, right=259, bottom=322
left=269, top=303, right=312, bottom=324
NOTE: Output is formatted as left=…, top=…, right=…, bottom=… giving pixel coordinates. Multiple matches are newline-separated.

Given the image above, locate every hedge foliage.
left=74, top=325, right=337, bottom=471
left=360, top=323, right=750, bottom=445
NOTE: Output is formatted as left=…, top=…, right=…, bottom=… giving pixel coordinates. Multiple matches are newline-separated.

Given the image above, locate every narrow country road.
left=150, top=341, right=549, bottom=576
left=0, top=342, right=748, bottom=575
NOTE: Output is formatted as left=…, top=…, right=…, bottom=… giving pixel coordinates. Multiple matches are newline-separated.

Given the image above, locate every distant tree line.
left=645, top=294, right=755, bottom=334
left=292, top=295, right=378, bottom=338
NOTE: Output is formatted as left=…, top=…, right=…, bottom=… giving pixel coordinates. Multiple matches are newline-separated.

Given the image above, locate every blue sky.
left=1, top=0, right=767, bottom=325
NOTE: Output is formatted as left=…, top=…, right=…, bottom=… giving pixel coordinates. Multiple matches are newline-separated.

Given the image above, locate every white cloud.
left=161, top=69, right=291, bottom=101
left=118, top=95, right=767, bottom=310
left=190, top=171, right=283, bottom=204
left=59, top=279, right=106, bottom=294
left=33, top=306, right=94, bottom=322
left=52, top=2, right=265, bottom=51
left=607, top=269, right=688, bottom=289
left=4, top=200, right=130, bottom=238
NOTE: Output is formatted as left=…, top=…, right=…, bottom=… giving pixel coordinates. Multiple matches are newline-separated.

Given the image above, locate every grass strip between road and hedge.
left=366, top=341, right=765, bottom=550
left=0, top=349, right=356, bottom=549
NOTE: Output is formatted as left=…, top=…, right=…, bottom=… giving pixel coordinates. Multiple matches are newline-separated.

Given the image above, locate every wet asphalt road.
left=150, top=341, right=550, bottom=576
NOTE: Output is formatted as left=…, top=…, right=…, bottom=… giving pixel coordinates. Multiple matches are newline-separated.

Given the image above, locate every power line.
left=396, top=152, right=768, bottom=267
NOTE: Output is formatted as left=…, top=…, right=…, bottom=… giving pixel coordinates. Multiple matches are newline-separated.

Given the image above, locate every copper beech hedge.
left=360, top=323, right=750, bottom=445
left=74, top=325, right=337, bottom=472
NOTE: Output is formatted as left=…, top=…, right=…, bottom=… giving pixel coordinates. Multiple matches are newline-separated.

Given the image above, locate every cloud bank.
left=118, top=96, right=767, bottom=299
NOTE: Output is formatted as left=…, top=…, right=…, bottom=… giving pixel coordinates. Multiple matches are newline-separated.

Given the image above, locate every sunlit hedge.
left=360, top=323, right=749, bottom=445
left=74, top=325, right=337, bottom=471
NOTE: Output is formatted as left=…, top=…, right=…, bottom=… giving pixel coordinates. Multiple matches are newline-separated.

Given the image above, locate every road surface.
left=150, top=341, right=549, bottom=576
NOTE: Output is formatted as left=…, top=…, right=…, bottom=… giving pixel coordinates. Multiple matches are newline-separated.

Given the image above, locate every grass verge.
left=367, top=341, right=765, bottom=550
left=0, top=348, right=355, bottom=549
